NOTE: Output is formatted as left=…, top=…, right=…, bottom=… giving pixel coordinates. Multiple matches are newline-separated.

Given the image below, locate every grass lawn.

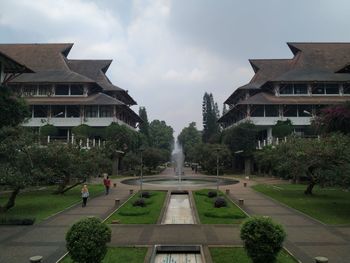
left=210, top=247, right=297, bottom=263
left=105, top=191, right=166, bottom=224
left=61, top=247, right=147, bottom=263
left=253, top=184, right=350, bottom=225
left=193, top=189, right=247, bottom=224
left=0, top=184, right=104, bottom=223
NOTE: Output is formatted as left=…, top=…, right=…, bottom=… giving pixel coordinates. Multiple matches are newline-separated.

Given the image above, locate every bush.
left=133, top=198, right=146, bottom=207
left=140, top=191, right=150, bottom=198
left=214, top=197, right=227, bottom=208
left=66, top=217, right=111, bottom=263
left=0, top=216, right=35, bottom=225
left=208, top=191, right=218, bottom=198
left=240, top=216, right=286, bottom=263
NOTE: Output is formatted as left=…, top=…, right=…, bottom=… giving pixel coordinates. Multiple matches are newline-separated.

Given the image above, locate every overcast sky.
left=1, top=0, right=350, bottom=136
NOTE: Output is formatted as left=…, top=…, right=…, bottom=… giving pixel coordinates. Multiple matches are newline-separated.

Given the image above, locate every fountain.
left=172, top=141, right=185, bottom=186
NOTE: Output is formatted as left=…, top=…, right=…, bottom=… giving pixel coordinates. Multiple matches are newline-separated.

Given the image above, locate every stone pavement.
left=109, top=224, right=242, bottom=246
left=0, top=186, right=131, bottom=263
left=2, top=170, right=350, bottom=263
left=224, top=178, right=350, bottom=263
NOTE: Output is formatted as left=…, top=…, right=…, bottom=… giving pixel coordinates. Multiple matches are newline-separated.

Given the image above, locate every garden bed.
left=105, top=191, right=166, bottom=224
left=193, top=189, right=247, bottom=224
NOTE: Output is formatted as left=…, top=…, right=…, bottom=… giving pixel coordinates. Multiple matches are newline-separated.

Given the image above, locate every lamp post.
left=215, top=147, right=220, bottom=193
left=114, top=150, right=124, bottom=177
left=139, top=147, right=145, bottom=198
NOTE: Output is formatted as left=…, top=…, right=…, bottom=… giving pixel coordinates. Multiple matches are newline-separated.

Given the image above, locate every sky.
left=1, top=0, right=350, bottom=136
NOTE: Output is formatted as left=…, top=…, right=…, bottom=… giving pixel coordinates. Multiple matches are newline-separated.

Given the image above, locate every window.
left=100, top=106, right=113, bottom=117
left=312, top=83, right=325, bottom=94
left=279, top=84, right=293, bottom=94
left=298, top=105, right=312, bottom=117
left=55, top=84, right=69, bottom=95
left=70, top=84, right=84, bottom=95
left=344, top=84, right=350, bottom=94
left=38, top=84, right=51, bottom=96
left=325, top=84, right=339, bottom=94
left=265, top=105, right=279, bottom=117
left=85, top=106, right=98, bottom=117
left=66, top=105, right=80, bottom=118
left=51, top=105, right=65, bottom=118
left=250, top=105, right=264, bottom=117
left=23, top=84, right=37, bottom=96
left=33, top=105, right=48, bottom=118
left=294, top=84, right=308, bottom=94
left=315, top=105, right=329, bottom=116
left=8, top=84, right=22, bottom=96
left=283, top=105, right=298, bottom=117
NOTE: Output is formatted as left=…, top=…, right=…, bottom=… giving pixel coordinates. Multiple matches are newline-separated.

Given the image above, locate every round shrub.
left=214, top=197, right=227, bottom=208
left=66, top=217, right=111, bottom=263
left=140, top=191, right=150, bottom=198
left=240, top=216, right=286, bottom=263
left=207, top=191, right=218, bottom=198
left=133, top=198, right=146, bottom=207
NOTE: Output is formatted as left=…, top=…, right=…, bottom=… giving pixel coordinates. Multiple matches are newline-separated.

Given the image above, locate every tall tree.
left=149, top=120, right=174, bottom=154
left=178, top=122, right=201, bottom=161
left=202, top=92, right=220, bottom=143
left=138, top=107, right=150, bottom=138
left=0, top=85, right=30, bottom=128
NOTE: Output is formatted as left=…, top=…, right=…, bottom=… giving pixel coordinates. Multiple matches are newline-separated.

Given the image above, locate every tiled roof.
left=0, top=51, right=33, bottom=73
left=26, top=92, right=124, bottom=105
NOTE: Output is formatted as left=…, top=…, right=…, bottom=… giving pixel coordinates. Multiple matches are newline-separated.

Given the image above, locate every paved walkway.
left=0, top=186, right=131, bottom=263
left=2, top=170, right=350, bottom=263
left=225, top=178, right=350, bottom=263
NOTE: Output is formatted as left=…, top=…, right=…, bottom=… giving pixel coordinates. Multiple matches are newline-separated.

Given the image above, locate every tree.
left=255, top=134, right=350, bottom=195
left=40, top=124, right=59, bottom=138
left=191, top=143, right=231, bottom=174
left=138, top=107, right=150, bottom=139
left=223, top=121, right=258, bottom=174
left=202, top=92, right=220, bottom=143
left=272, top=119, right=293, bottom=138
left=178, top=122, right=201, bottom=162
left=149, top=120, right=174, bottom=153
left=37, top=143, right=98, bottom=194
left=142, top=147, right=168, bottom=170
left=72, top=124, right=92, bottom=140
left=0, top=85, right=30, bottom=128
left=241, top=217, right=286, bottom=263
left=313, top=102, right=350, bottom=134
left=0, top=127, right=41, bottom=212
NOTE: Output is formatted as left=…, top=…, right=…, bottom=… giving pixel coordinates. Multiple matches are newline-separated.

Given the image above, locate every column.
left=267, top=127, right=273, bottom=143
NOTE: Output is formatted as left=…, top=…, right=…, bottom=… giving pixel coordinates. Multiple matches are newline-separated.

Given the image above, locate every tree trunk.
left=244, top=157, right=252, bottom=175
left=304, top=181, right=315, bottom=195
left=0, top=187, right=21, bottom=213
left=54, top=181, right=83, bottom=194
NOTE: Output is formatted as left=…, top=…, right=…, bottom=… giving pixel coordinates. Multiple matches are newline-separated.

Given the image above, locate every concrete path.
left=109, top=224, right=242, bottom=246
left=0, top=186, right=131, bottom=263
left=225, top=178, right=350, bottom=263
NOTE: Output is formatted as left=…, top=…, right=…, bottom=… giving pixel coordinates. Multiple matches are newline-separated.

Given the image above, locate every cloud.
left=2, top=0, right=350, bottom=136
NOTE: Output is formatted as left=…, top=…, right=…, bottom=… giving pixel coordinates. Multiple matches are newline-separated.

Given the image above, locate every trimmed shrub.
left=240, top=216, right=286, bottom=263
left=0, top=216, right=35, bottom=225
left=214, top=197, right=227, bottom=208
left=207, top=191, right=218, bottom=198
left=133, top=198, right=146, bottom=207
left=140, top=191, right=150, bottom=198
left=66, top=217, right=111, bottom=263
left=40, top=124, right=58, bottom=137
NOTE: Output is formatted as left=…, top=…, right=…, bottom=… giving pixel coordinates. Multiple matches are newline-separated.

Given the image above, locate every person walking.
left=81, top=184, right=89, bottom=207
left=103, top=176, right=111, bottom=195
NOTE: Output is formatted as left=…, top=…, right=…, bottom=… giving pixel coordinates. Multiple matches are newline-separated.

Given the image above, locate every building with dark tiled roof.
left=219, top=42, right=350, bottom=139
left=0, top=43, right=141, bottom=138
